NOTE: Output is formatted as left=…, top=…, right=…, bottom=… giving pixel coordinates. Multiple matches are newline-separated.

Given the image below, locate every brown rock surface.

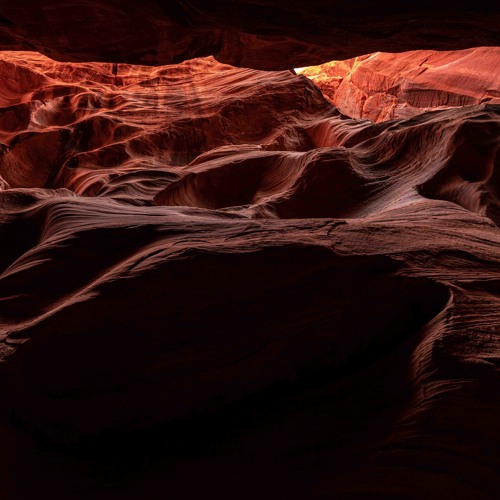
left=0, top=49, right=499, bottom=499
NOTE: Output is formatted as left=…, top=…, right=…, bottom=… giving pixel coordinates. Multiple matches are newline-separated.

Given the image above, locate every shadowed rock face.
left=0, top=0, right=498, bottom=68
left=0, top=48, right=499, bottom=499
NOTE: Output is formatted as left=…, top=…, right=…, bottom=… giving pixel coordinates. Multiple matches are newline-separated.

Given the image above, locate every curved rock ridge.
left=1, top=50, right=499, bottom=226
left=155, top=105, right=500, bottom=224
left=0, top=1, right=498, bottom=69
left=2, top=186, right=500, bottom=498
left=298, top=46, right=500, bottom=122
left=0, top=51, right=329, bottom=200
left=0, top=50, right=499, bottom=499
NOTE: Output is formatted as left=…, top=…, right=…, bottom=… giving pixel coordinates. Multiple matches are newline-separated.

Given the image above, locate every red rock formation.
left=0, top=47, right=500, bottom=499
left=299, top=47, right=500, bottom=122
left=0, top=52, right=327, bottom=195
left=0, top=1, right=498, bottom=69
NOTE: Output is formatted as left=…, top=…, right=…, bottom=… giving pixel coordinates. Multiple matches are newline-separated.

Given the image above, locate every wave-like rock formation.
left=298, top=47, right=500, bottom=122
left=0, top=49, right=500, bottom=499
left=0, top=1, right=499, bottom=68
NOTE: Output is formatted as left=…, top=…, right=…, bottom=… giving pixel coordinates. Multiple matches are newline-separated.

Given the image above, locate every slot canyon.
left=0, top=1, right=499, bottom=499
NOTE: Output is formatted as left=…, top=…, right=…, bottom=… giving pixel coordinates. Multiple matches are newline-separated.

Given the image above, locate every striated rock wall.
left=0, top=49, right=499, bottom=498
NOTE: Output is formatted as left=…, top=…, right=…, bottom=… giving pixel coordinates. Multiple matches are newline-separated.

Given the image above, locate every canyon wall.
left=0, top=49, right=499, bottom=498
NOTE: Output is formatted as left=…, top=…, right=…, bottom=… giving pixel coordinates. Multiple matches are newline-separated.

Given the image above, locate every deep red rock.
left=0, top=47, right=499, bottom=499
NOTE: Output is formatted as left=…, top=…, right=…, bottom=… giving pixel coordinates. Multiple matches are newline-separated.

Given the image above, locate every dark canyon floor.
left=0, top=49, right=499, bottom=499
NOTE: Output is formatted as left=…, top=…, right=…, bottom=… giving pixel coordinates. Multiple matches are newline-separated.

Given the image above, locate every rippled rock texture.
left=298, top=47, right=500, bottom=122
left=0, top=50, right=500, bottom=499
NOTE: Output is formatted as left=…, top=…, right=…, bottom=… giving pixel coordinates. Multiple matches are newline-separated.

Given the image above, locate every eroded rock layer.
left=0, top=50, right=499, bottom=499
left=298, top=47, right=500, bottom=122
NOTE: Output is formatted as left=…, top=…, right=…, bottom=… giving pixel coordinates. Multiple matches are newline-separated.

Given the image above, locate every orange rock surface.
left=299, top=47, right=500, bottom=122
left=0, top=47, right=499, bottom=499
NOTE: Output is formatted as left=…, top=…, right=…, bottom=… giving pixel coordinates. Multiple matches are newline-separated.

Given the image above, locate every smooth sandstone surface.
left=0, top=49, right=499, bottom=498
